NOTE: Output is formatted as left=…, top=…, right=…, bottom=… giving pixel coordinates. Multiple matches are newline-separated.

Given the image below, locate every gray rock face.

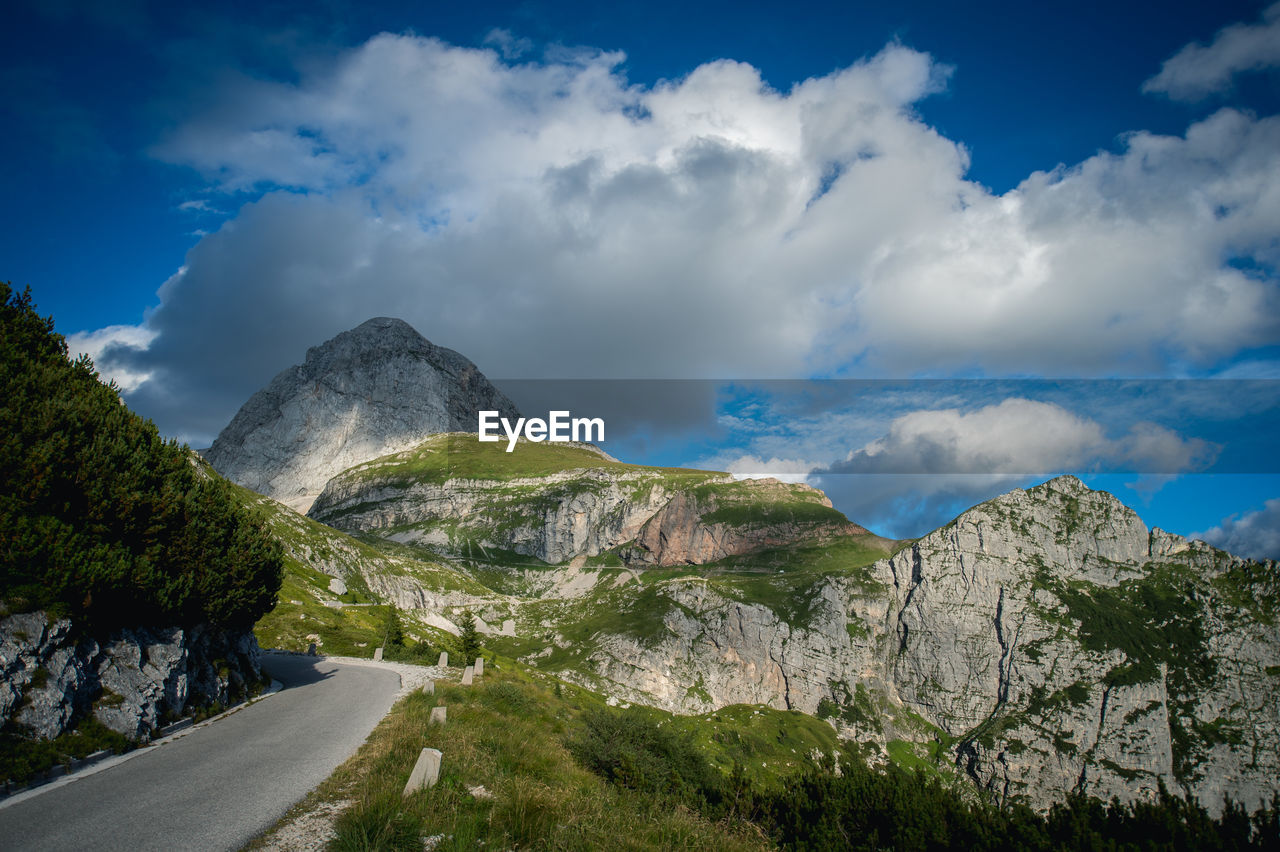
left=560, top=476, right=1280, bottom=814
left=205, top=318, right=519, bottom=513
left=311, top=462, right=688, bottom=564
left=0, top=612, right=262, bottom=744
left=623, top=478, right=869, bottom=566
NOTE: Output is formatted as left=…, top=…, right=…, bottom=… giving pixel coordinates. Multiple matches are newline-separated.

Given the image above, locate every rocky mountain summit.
left=205, top=318, right=519, bottom=512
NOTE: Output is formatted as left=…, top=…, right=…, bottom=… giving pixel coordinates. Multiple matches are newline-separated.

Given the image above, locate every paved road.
left=0, top=655, right=402, bottom=851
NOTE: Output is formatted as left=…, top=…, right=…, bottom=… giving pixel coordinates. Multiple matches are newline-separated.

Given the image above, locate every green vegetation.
left=0, top=284, right=283, bottom=631
left=332, top=432, right=721, bottom=488
left=274, top=663, right=1280, bottom=851
left=271, top=668, right=765, bottom=851
left=458, top=610, right=482, bottom=662
left=0, top=715, right=133, bottom=786
left=753, top=764, right=1278, bottom=851
left=708, top=537, right=890, bottom=628
left=1210, top=557, right=1280, bottom=626
left=691, top=479, right=850, bottom=530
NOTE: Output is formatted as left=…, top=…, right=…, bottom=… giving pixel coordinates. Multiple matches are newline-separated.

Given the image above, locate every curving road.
left=0, top=655, right=402, bottom=852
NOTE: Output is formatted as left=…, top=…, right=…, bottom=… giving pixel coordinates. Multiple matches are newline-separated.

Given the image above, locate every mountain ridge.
left=198, top=319, right=1278, bottom=816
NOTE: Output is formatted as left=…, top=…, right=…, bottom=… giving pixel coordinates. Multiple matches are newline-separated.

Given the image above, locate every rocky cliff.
left=522, top=476, right=1279, bottom=814
left=205, top=318, right=520, bottom=513
left=624, top=477, right=872, bottom=566
left=0, top=611, right=262, bottom=743
left=308, top=435, right=869, bottom=566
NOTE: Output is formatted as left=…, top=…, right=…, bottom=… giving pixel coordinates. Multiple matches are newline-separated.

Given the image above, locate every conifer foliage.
left=0, top=283, right=283, bottom=630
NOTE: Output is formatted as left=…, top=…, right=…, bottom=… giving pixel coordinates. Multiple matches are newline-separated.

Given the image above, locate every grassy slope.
left=235, top=484, right=490, bottom=656
left=689, top=479, right=850, bottom=528
left=332, top=432, right=720, bottom=488
left=253, top=663, right=846, bottom=851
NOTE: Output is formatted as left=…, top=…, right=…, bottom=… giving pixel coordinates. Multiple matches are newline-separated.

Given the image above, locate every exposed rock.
left=205, top=318, right=519, bottom=513
left=624, top=478, right=870, bottom=566
left=310, top=440, right=872, bottom=567
left=0, top=612, right=263, bottom=745
left=561, top=475, right=1280, bottom=814
left=310, top=452, right=702, bottom=564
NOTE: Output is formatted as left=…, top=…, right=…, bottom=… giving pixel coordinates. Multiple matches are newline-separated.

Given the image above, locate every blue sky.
left=4, top=0, right=1280, bottom=552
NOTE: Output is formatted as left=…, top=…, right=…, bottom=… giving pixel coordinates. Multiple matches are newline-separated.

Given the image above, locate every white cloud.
left=93, top=32, right=1280, bottom=445
left=177, top=199, right=221, bottom=213
left=685, top=396, right=1213, bottom=536
left=1143, top=2, right=1280, bottom=100
left=829, top=398, right=1216, bottom=476
left=719, top=455, right=819, bottom=485
left=1193, top=498, right=1280, bottom=561
left=809, top=398, right=1214, bottom=536
left=66, top=323, right=159, bottom=392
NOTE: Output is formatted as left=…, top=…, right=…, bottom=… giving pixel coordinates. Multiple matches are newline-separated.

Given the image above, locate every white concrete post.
left=403, top=748, right=442, bottom=796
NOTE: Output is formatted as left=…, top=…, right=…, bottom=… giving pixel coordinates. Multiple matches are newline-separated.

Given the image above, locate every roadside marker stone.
left=438, top=651, right=448, bottom=668
left=306, top=643, right=317, bottom=656
left=461, top=665, right=474, bottom=685
left=430, top=706, right=447, bottom=725
left=474, top=657, right=484, bottom=677
left=422, top=680, right=434, bottom=695
left=403, top=748, right=442, bottom=796
left=373, top=647, right=384, bottom=662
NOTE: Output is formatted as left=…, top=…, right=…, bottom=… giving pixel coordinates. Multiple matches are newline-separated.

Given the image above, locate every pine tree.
left=458, top=610, right=482, bottom=662
left=382, top=607, right=405, bottom=648
left=0, top=282, right=283, bottom=630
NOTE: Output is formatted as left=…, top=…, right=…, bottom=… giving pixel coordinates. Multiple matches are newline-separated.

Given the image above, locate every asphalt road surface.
left=0, top=655, right=402, bottom=851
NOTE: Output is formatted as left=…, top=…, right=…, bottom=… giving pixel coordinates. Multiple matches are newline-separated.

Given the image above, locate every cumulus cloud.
left=1193, top=498, right=1280, bottom=560
left=85, top=31, right=1280, bottom=444
left=826, top=398, right=1217, bottom=476
left=808, top=398, right=1215, bottom=536
left=1143, top=2, right=1280, bottom=100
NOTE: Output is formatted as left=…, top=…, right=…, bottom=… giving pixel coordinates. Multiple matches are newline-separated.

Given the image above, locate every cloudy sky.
left=4, top=0, right=1279, bottom=553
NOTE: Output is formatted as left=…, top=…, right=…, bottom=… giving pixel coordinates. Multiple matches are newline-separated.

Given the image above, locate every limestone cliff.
left=534, top=476, right=1279, bottom=814
left=308, top=435, right=868, bottom=566
left=205, top=318, right=519, bottom=513
left=624, top=477, right=871, bottom=566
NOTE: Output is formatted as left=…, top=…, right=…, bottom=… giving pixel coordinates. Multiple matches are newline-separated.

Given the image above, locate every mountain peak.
left=1038, top=473, right=1088, bottom=492
left=205, top=319, right=520, bottom=512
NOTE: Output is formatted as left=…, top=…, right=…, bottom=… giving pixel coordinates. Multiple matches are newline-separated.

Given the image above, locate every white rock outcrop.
left=204, top=318, right=519, bottom=513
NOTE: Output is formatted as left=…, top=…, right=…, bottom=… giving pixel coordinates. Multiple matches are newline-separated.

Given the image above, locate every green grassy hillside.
left=325, top=432, right=720, bottom=488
